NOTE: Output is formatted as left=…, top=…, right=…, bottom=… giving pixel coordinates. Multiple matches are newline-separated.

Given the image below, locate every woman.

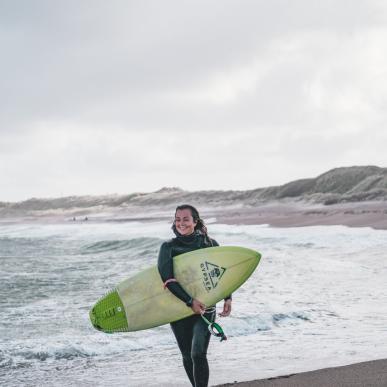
left=158, top=204, right=232, bottom=387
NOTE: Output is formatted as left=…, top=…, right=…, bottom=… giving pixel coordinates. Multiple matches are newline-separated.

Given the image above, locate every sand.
left=215, top=359, right=387, bottom=387
left=1, top=200, right=386, bottom=230
left=211, top=201, right=387, bottom=230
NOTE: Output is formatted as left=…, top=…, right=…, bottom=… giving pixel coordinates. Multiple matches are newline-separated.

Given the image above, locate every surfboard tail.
left=89, top=289, right=129, bottom=333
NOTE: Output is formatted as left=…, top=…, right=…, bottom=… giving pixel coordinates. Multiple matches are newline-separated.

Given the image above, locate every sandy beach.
left=215, top=359, right=387, bottom=387
left=212, top=201, right=387, bottom=230
left=2, top=200, right=386, bottom=232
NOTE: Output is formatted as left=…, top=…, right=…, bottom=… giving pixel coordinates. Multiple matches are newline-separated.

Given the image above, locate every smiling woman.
left=174, top=207, right=197, bottom=236
left=158, top=204, right=232, bottom=387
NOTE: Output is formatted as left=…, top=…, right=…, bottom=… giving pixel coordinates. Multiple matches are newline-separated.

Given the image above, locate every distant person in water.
left=157, top=204, right=232, bottom=387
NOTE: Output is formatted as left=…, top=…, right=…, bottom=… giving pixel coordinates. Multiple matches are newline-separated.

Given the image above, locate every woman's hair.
left=172, top=204, right=212, bottom=246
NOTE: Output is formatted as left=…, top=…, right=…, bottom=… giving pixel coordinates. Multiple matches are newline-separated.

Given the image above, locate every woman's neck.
left=176, top=230, right=199, bottom=243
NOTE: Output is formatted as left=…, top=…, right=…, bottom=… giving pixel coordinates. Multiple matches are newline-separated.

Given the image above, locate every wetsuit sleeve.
left=211, top=239, right=232, bottom=301
left=157, top=242, right=192, bottom=304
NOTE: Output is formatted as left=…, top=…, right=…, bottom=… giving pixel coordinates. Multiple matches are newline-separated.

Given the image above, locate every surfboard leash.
left=201, top=313, right=228, bottom=342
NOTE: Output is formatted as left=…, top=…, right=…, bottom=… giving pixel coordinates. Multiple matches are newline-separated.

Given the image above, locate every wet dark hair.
left=172, top=204, right=213, bottom=246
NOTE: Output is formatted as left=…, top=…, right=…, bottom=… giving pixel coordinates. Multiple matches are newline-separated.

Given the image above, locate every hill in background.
left=1, top=166, right=387, bottom=227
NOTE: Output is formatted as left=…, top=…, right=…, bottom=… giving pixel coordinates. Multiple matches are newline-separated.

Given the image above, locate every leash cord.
left=201, top=313, right=228, bottom=342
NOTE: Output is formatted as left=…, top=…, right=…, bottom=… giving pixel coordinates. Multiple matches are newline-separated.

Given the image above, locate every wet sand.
left=1, top=200, right=386, bottom=230
left=212, top=201, right=387, bottom=230
left=215, top=359, right=387, bottom=387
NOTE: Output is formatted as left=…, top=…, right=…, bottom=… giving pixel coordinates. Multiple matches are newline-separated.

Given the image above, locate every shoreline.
left=1, top=201, right=386, bottom=230
left=212, top=201, right=387, bottom=230
left=214, top=358, right=387, bottom=387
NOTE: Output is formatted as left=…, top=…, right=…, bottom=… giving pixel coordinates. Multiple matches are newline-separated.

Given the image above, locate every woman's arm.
left=157, top=242, right=194, bottom=305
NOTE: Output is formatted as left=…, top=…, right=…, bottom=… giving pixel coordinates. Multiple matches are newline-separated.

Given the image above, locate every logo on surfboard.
left=201, top=262, right=226, bottom=292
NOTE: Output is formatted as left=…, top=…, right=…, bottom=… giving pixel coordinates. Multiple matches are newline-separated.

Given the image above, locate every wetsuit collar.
left=174, top=230, right=201, bottom=245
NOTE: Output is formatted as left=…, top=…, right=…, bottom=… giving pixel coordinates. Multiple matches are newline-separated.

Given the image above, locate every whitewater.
left=1, top=220, right=387, bottom=386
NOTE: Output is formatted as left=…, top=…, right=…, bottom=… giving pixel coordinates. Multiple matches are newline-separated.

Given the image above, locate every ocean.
left=1, top=220, right=387, bottom=386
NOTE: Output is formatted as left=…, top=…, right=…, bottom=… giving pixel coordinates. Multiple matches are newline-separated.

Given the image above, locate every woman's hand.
left=219, top=299, right=232, bottom=317
left=191, top=299, right=206, bottom=314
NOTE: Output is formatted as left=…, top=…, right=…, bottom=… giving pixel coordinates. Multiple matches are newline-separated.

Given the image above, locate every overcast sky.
left=1, top=0, right=387, bottom=201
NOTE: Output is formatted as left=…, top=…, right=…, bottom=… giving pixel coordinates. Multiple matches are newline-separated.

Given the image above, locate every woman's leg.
left=191, top=309, right=216, bottom=387
left=170, top=316, right=196, bottom=386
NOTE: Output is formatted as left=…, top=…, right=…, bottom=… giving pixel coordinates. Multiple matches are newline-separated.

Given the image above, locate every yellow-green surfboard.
left=90, top=246, right=261, bottom=333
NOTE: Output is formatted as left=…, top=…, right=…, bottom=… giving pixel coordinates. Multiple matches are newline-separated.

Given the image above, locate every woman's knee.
left=191, top=350, right=207, bottom=363
left=181, top=351, right=192, bottom=362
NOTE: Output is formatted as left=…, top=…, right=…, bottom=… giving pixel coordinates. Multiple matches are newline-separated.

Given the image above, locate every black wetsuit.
left=157, top=231, right=231, bottom=387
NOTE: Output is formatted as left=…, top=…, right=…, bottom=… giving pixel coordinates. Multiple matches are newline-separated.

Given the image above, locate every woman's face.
left=175, top=209, right=197, bottom=236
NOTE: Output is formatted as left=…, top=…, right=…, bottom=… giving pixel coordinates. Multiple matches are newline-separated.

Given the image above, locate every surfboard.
left=89, top=246, right=261, bottom=333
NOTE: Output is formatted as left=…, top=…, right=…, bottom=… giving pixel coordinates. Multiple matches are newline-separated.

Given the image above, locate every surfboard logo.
left=200, top=262, right=226, bottom=292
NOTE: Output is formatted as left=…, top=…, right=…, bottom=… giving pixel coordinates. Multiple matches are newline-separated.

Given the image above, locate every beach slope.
left=215, top=359, right=387, bottom=387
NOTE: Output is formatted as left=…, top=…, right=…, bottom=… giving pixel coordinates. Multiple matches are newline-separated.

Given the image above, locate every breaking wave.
left=81, top=237, right=159, bottom=255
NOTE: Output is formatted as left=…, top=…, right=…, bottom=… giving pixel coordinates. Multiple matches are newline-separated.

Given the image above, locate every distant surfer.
left=158, top=204, right=232, bottom=387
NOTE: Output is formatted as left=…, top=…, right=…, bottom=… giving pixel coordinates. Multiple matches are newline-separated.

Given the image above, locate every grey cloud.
left=1, top=0, right=386, bottom=132
left=2, top=0, right=387, bottom=200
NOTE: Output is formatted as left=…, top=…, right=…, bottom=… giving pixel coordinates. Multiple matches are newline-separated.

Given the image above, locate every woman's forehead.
left=175, top=208, right=193, bottom=218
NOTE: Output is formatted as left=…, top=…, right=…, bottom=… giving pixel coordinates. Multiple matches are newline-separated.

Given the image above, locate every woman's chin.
left=178, top=229, right=192, bottom=236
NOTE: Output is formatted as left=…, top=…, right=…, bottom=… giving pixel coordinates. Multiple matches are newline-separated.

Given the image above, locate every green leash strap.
left=201, top=314, right=228, bottom=342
